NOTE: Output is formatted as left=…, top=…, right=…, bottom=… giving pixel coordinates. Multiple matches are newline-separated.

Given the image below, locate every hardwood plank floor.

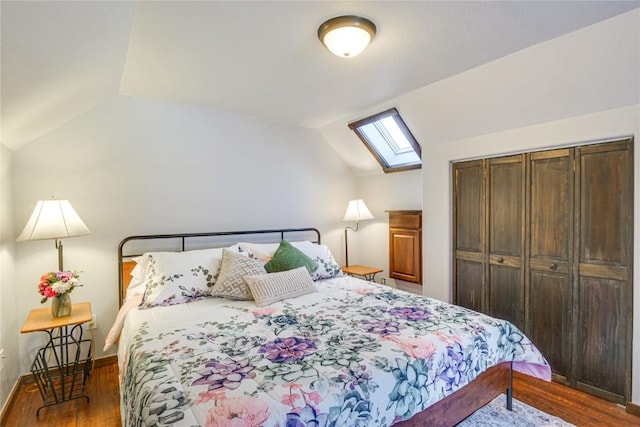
left=2, top=363, right=639, bottom=426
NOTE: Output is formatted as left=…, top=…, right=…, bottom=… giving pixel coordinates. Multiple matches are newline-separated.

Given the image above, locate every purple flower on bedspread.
left=259, top=337, right=317, bottom=363
left=337, top=364, right=376, bottom=392
left=286, top=405, right=328, bottom=427
left=192, top=357, right=256, bottom=391
left=388, top=358, right=430, bottom=421
left=438, top=342, right=469, bottom=392
left=360, top=319, right=404, bottom=336
left=389, top=306, right=431, bottom=321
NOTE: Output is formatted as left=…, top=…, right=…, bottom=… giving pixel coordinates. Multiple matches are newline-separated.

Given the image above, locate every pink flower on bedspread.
left=252, top=307, right=276, bottom=317
left=206, top=397, right=269, bottom=427
left=195, top=389, right=228, bottom=404
left=355, top=287, right=374, bottom=295
left=383, top=336, right=437, bottom=359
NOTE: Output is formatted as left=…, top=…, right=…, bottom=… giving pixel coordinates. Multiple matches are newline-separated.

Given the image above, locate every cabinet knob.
left=497, top=257, right=504, bottom=264
left=550, top=263, right=558, bottom=271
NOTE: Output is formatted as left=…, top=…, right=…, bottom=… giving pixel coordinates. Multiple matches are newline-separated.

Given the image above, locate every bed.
left=109, top=228, right=551, bottom=427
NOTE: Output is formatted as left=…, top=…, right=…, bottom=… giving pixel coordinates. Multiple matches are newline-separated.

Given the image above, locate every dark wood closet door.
left=574, top=140, right=633, bottom=403
left=487, top=155, right=525, bottom=330
left=527, top=148, right=574, bottom=382
left=453, top=160, right=485, bottom=312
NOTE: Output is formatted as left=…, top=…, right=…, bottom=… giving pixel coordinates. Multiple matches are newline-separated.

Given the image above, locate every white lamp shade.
left=343, top=199, right=375, bottom=222
left=322, top=26, right=372, bottom=57
left=17, top=200, right=91, bottom=241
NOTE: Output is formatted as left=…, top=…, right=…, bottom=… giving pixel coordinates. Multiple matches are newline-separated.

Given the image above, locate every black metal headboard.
left=117, top=228, right=321, bottom=307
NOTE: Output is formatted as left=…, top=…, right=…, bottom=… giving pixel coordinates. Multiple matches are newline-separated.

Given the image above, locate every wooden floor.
left=2, top=362, right=639, bottom=426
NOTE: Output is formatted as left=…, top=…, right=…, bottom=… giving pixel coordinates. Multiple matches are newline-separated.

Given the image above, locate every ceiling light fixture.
left=318, top=15, right=376, bottom=58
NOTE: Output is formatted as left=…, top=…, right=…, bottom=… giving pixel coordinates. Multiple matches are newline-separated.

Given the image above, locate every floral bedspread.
left=117, top=276, right=550, bottom=427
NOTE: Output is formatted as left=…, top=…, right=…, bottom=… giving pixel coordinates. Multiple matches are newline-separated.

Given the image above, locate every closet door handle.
left=497, top=257, right=504, bottom=264
left=550, top=263, right=558, bottom=271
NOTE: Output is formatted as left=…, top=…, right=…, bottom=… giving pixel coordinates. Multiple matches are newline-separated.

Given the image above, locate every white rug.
left=457, top=394, right=575, bottom=426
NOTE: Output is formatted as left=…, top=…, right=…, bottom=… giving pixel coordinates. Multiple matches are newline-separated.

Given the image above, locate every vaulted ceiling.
left=2, top=1, right=638, bottom=151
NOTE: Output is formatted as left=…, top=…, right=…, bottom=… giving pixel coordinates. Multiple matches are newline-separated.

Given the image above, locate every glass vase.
left=51, top=293, right=72, bottom=318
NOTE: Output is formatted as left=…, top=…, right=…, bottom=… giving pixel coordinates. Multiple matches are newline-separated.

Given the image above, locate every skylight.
left=349, top=108, right=422, bottom=173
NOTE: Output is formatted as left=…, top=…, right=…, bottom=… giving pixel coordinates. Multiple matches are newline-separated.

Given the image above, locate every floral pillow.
left=289, top=241, right=344, bottom=281
left=139, top=248, right=223, bottom=308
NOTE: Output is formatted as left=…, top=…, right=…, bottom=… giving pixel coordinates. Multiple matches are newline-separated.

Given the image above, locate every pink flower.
left=205, top=397, right=269, bottom=427
left=251, top=307, right=276, bottom=317
left=383, top=336, right=437, bottom=359
left=356, top=288, right=374, bottom=295
left=281, top=393, right=301, bottom=406
left=307, top=391, right=322, bottom=405
left=195, top=389, right=227, bottom=404
left=44, top=287, right=57, bottom=298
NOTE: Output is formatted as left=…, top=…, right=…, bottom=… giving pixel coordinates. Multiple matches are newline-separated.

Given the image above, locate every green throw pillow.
left=264, top=240, right=319, bottom=274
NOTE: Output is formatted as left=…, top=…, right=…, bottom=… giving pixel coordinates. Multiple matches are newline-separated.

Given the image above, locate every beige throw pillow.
left=244, top=267, right=316, bottom=307
left=210, top=248, right=266, bottom=300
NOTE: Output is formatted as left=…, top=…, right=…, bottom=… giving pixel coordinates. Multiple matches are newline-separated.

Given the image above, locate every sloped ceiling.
left=1, top=1, right=638, bottom=151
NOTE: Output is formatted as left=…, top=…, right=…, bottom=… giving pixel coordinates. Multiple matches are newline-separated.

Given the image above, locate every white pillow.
left=124, top=256, right=148, bottom=301
left=239, top=241, right=343, bottom=281
left=140, top=248, right=223, bottom=308
left=244, top=267, right=316, bottom=307
left=210, top=248, right=266, bottom=300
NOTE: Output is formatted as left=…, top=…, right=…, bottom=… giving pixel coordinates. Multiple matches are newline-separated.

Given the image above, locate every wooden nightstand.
left=342, top=265, right=383, bottom=282
left=21, top=302, right=93, bottom=415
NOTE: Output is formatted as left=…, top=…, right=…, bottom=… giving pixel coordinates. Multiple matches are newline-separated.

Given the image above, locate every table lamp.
left=17, top=199, right=91, bottom=270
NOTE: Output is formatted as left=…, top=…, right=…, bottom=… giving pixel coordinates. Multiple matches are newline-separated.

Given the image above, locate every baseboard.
left=0, top=354, right=117, bottom=426
left=627, top=401, right=640, bottom=417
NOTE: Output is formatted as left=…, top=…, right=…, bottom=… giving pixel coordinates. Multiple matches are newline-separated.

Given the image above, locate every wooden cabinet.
left=388, top=210, right=422, bottom=284
left=453, top=138, right=633, bottom=404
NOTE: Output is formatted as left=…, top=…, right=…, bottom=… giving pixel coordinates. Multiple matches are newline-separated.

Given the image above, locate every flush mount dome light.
left=318, top=15, right=376, bottom=58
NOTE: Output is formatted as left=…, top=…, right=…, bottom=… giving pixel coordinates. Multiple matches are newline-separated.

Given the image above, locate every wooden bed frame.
left=117, top=228, right=513, bottom=427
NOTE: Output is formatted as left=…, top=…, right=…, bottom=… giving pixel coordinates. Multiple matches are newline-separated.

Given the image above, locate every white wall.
left=0, top=144, right=18, bottom=410
left=11, top=95, right=356, bottom=375
left=349, top=170, right=422, bottom=291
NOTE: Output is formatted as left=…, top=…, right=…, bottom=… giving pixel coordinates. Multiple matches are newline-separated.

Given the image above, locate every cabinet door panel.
left=488, top=265, right=522, bottom=329
left=489, top=158, right=523, bottom=255
left=454, top=161, right=484, bottom=253
left=389, top=229, right=421, bottom=283
left=455, top=260, right=483, bottom=312
left=529, top=150, right=572, bottom=260
left=528, top=270, right=571, bottom=379
left=578, top=145, right=631, bottom=265
left=576, top=277, right=626, bottom=401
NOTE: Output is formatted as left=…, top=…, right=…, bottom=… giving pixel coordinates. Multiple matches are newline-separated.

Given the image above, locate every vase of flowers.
left=38, top=271, right=81, bottom=318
